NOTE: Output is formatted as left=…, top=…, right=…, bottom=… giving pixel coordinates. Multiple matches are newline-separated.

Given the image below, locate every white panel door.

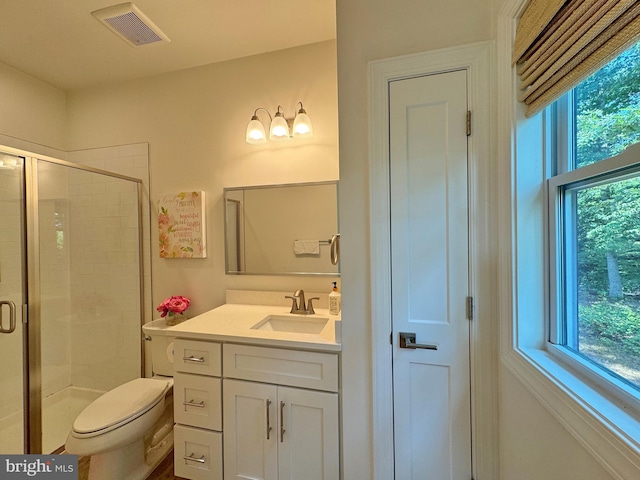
left=390, top=70, right=471, bottom=480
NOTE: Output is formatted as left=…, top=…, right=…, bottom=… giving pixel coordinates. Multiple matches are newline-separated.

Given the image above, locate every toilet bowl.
left=65, top=318, right=178, bottom=480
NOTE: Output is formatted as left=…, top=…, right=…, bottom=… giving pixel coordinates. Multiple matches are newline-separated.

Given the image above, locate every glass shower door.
left=37, top=159, right=143, bottom=453
left=0, top=152, right=26, bottom=453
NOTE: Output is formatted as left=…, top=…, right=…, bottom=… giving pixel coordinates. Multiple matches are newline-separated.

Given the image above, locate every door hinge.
left=466, top=296, right=474, bottom=321
left=466, top=110, right=471, bottom=136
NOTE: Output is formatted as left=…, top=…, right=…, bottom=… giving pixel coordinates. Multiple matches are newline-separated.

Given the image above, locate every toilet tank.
left=142, top=318, right=178, bottom=377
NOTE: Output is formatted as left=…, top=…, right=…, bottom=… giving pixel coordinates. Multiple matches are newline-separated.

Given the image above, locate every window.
left=548, top=41, right=640, bottom=394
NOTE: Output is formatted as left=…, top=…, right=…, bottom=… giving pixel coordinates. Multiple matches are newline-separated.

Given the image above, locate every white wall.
left=499, top=370, right=614, bottom=479
left=65, top=40, right=340, bottom=316
left=0, top=62, right=66, bottom=152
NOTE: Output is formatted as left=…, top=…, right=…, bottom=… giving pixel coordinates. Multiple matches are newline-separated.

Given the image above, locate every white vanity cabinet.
left=172, top=339, right=223, bottom=480
left=171, top=338, right=340, bottom=480
left=222, top=344, right=340, bottom=480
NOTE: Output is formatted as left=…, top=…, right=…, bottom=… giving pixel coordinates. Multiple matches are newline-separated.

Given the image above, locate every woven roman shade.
left=514, top=0, right=640, bottom=117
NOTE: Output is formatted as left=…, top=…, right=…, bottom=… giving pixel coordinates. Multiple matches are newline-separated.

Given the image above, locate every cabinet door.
left=278, top=387, right=339, bottom=480
left=223, top=379, right=278, bottom=480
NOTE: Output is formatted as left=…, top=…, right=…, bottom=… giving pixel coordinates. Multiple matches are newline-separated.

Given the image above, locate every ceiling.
left=0, top=0, right=336, bottom=92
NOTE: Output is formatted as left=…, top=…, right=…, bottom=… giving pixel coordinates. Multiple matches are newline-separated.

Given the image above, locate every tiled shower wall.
left=66, top=143, right=151, bottom=392
left=38, top=164, right=73, bottom=398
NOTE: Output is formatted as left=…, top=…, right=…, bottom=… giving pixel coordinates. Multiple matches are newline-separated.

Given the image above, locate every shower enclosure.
left=0, top=147, right=144, bottom=454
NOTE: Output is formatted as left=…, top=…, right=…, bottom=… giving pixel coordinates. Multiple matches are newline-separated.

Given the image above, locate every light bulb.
left=246, top=116, right=266, bottom=144
left=292, top=104, right=313, bottom=138
left=269, top=112, right=290, bottom=141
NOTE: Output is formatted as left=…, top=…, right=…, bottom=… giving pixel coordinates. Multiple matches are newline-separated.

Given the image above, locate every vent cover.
left=92, top=3, right=170, bottom=47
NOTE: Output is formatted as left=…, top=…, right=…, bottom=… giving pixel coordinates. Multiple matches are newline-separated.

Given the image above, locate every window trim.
left=547, top=144, right=640, bottom=411
left=547, top=343, right=640, bottom=414
left=498, top=1, right=640, bottom=478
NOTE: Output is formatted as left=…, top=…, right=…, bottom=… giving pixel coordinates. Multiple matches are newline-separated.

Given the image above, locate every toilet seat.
left=72, top=378, right=170, bottom=438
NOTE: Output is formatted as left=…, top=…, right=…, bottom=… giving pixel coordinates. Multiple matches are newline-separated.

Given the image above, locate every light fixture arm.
left=252, top=107, right=272, bottom=122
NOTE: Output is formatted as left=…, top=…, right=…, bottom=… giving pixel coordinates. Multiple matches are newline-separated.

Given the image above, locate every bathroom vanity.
left=165, top=303, right=341, bottom=480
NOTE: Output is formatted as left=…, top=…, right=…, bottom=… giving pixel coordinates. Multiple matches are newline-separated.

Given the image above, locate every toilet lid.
left=73, top=378, right=169, bottom=435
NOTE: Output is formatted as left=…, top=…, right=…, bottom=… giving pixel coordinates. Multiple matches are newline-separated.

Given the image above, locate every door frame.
left=368, top=42, right=498, bottom=479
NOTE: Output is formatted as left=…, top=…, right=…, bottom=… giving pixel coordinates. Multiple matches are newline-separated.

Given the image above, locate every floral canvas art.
left=158, top=191, right=207, bottom=258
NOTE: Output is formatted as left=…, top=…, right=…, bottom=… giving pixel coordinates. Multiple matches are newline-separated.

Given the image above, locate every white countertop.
left=146, top=304, right=342, bottom=352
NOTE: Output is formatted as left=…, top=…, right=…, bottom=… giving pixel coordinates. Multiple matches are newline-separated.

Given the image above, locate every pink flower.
left=156, top=295, right=191, bottom=317
left=158, top=213, right=170, bottom=225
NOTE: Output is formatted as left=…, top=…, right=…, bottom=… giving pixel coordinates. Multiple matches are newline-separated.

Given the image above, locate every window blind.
left=514, top=0, right=640, bottom=116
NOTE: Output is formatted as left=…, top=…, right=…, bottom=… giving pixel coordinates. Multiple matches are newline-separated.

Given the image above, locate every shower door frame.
left=2, top=145, right=146, bottom=453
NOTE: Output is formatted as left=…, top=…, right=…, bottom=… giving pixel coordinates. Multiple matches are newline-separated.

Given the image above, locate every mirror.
left=224, top=181, right=339, bottom=276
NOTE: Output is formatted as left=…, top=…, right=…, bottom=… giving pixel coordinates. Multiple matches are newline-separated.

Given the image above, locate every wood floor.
left=77, top=450, right=187, bottom=480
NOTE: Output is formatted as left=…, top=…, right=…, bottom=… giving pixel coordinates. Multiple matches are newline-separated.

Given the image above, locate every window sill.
left=503, top=346, right=640, bottom=479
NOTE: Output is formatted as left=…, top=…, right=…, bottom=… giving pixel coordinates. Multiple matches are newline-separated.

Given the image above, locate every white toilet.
left=65, top=318, right=177, bottom=480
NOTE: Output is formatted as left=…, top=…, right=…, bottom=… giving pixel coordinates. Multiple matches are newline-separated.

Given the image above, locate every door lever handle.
left=0, top=301, right=17, bottom=334
left=399, top=332, right=438, bottom=350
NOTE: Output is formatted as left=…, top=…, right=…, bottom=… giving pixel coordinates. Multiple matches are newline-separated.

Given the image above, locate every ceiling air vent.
left=92, top=3, right=170, bottom=47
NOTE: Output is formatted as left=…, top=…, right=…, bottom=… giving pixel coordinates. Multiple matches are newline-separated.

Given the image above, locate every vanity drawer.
left=174, top=339, right=221, bottom=376
left=174, top=372, right=222, bottom=430
left=223, top=344, right=338, bottom=392
left=174, top=424, right=222, bottom=480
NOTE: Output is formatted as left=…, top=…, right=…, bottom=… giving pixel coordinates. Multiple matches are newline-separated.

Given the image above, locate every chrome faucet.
left=285, top=289, right=320, bottom=315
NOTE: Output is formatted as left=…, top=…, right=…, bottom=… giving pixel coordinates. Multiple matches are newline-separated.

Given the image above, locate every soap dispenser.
left=329, top=282, right=341, bottom=315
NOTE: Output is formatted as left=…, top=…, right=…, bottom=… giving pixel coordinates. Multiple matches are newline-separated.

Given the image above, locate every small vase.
left=165, top=312, right=187, bottom=326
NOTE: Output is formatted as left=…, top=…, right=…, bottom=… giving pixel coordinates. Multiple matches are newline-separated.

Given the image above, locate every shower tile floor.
left=0, top=386, right=103, bottom=454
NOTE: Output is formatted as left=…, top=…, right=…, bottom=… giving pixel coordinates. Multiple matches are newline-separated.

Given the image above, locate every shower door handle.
left=0, top=301, right=17, bottom=334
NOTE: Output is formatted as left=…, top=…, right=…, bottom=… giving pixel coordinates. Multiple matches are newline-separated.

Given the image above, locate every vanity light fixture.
left=245, top=102, right=313, bottom=144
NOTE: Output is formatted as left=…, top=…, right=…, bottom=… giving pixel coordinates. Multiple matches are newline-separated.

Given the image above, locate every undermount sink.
left=251, top=315, right=329, bottom=334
